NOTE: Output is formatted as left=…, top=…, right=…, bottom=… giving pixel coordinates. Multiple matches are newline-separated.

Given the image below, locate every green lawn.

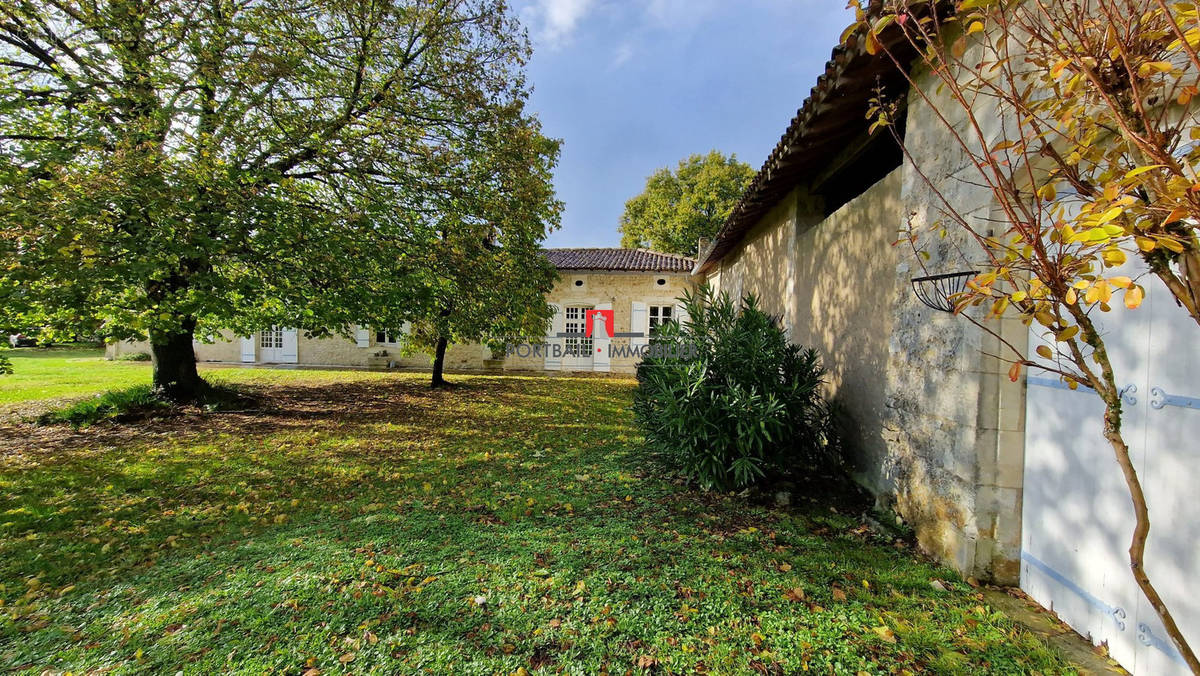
left=1, top=347, right=154, bottom=404
left=0, top=356, right=1075, bottom=674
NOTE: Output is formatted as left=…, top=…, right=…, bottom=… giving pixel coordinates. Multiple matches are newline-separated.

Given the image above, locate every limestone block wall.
left=704, top=173, right=907, bottom=509
left=105, top=270, right=693, bottom=375
left=705, top=195, right=798, bottom=332
left=700, top=55, right=1026, bottom=584
left=106, top=329, right=482, bottom=369
left=878, top=58, right=1026, bottom=584
left=542, top=270, right=695, bottom=374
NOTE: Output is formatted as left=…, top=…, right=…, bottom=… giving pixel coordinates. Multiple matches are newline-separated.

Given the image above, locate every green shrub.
left=37, top=385, right=169, bottom=427
left=116, top=351, right=153, bottom=361
left=633, top=287, right=837, bottom=491
left=0, top=351, right=11, bottom=375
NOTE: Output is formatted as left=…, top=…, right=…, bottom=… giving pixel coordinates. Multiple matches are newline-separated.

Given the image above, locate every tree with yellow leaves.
left=847, top=0, right=1200, bottom=670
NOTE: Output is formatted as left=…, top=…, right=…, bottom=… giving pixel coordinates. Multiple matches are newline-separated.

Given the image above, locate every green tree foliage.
left=402, top=195, right=561, bottom=387
left=0, top=0, right=559, bottom=400
left=633, top=287, right=837, bottom=491
left=0, top=351, right=11, bottom=376
left=619, top=151, right=754, bottom=256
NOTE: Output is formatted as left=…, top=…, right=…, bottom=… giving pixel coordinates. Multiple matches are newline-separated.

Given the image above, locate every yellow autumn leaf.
left=1036, top=345, right=1053, bottom=359
left=1125, top=285, right=1145, bottom=309
left=1124, top=165, right=1164, bottom=180
left=1109, top=276, right=1132, bottom=289
left=1161, top=237, right=1186, bottom=253
left=1162, top=207, right=1188, bottom=226
left=967, top=21, right=984, bottom=35
left=1136, top=61, right=1174, bottom=78
left=1096, top=207, right=1124, bottom=225
left=1102, top=249, right=1127, bottom=267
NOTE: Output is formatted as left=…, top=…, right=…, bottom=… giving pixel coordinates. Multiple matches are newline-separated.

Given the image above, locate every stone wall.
left=705, top=172, right=908, bottom=505
left=545, top=270, right=694, bottom=373
left=700, top=55, right=1027, bottom=584
left=877, top=59, right=1026, bottom=584
left=106, top=269, right=695, bottom=376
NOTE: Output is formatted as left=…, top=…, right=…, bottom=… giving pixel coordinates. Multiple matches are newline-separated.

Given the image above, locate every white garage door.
left=1022, top=268, right=1199, bottom=674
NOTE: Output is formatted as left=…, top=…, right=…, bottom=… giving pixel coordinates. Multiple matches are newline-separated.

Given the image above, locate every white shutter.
left=630, top=301, right=649, bottom=354
left=355, top=325, right=370, bottom=348
left=280, top=328, right=299, bottom=363
left=240, top=335, right=256, bottom=363
left=674, top=302, right=691, bottom=328
left=545, top=304, right=563, bottom=371
left=592, top=302, right=611, bottom=373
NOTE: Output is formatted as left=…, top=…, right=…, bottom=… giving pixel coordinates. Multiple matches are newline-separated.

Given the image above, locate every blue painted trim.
left=1027, top=376, right=1081, bottom=393
left=1139, top=623, right=1188, bottom=666
left=1022, top=551, right=1186, bottom=664
left=1027, top=378, right=1138, bottom=405
left=1022, top=550, right=1126, bottom=630
left=1150, top=387, right=1200, bottom=411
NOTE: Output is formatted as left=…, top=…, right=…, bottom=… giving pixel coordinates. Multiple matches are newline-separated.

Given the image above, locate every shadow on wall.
left=790, top=172, right=904, bottom=494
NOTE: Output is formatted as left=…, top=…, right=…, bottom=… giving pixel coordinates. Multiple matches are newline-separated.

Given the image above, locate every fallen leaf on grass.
left=339, top=652, right=355, bottom=664
left=872, top=626, right=897, bottom=643
left=832, top=587, right=847, bottom=602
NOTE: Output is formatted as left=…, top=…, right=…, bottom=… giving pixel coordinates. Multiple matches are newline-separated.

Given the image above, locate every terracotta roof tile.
left=696, top=0, right=952, bottom=274
left=545, top=248, right=694, bottom=273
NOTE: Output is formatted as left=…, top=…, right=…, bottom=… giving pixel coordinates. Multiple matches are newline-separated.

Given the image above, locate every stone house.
left=107, top=248, right=694, bottom=375
left=691, top=13, right=1200, bottom=675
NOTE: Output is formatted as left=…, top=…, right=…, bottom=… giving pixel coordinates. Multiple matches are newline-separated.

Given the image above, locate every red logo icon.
left=585, top=309, right=614, bottom=339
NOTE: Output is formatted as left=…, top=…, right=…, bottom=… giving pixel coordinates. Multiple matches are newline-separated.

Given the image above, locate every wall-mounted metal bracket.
left=1150, top=387, right=1200, bottom=410
left=1119, top=384, right=1138, bottom=406
left=1139, top=622, right=1188, bottom=665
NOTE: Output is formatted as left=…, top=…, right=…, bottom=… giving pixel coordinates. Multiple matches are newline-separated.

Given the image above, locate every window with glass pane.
left=375, top=330, right=401, bottom=346
left=564, top=306, right=593, bottom=357
left=649, top=305, right=673, bottom=333
left=260, top=327, right=283, bottom=348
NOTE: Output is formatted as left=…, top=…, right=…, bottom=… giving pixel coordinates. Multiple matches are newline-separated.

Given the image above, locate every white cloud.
left=611, top=43, right=635, bottom=69
left=522, top=0, right=598, bottom=48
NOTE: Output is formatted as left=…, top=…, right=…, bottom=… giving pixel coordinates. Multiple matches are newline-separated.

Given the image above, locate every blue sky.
left=513, top=0, right=856, bottom=249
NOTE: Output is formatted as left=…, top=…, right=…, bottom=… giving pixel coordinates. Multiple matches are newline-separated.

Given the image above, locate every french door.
left=257, top=327, right=298, bottom=363
left=563, top=306, right=593, bottom=371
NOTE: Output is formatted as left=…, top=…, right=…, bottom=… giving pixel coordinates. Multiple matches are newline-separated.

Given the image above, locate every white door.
left=1022, top=261, right=1199, bottom=675
left=562, top=306, right=593, bottom=371
left=258, top=327, right=298, bottom=364
left=592, top=302, right=612, bottom=373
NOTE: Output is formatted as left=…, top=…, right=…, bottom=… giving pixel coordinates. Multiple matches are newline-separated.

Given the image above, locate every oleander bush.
left=633, top=287, right=838, bottom=490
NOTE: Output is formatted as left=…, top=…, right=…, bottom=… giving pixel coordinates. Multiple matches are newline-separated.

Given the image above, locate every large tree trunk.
left=431, top=335, right=449, bottom=388
left=149, top=319, right=205, bottom=402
